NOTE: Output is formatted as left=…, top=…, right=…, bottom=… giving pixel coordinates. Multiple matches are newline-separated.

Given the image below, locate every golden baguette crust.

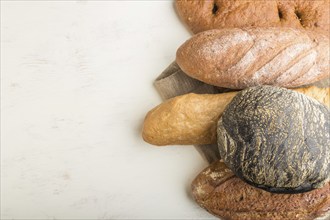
left=142, top=86, right=329, bottom=146
left=192, top=160, right=330, bottom=220
left=176, top=28, right=329, bottom=89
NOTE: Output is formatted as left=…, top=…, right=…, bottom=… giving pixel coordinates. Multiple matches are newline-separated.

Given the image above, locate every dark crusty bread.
left=175, top=0, right=330, bottom=37
left=176, top=28, right=329, bottom=89
left=217, top=86, right=330, bottom=193
left=192, top=160, right=330, bottom=220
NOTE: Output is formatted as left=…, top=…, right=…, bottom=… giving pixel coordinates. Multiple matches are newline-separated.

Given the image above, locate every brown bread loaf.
left=142, top=86, right=330, bottom=146
left=192, top=160, right=330, bottom=220
left=175, top=0, right=330, bottom=37
left=176, top=28, right=329, bottom=89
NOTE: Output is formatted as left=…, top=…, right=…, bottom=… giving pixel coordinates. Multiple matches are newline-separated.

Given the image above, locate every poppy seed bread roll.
left=176, top=28, right=329, bottom=89
left=217, top=86, right=330, bottom=193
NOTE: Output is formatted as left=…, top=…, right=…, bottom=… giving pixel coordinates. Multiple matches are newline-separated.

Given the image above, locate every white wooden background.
left=1, top=1, right=216, bottom=219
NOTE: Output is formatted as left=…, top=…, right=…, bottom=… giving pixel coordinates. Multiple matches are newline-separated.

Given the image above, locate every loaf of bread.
left=142, top=86, right=330, bottom=146
left=217, top=86, right=330, bottom=193
left=176, top=28, right=329, bottom=89
left=175, top=0, right=330, bottom=37
left=192, top=160, right=330, bottom=220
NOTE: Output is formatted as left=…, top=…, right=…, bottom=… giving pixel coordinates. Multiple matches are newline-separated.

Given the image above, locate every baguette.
left=176, top=28, right=329, bottom=89
left=142, top=86, right=330, bottom=146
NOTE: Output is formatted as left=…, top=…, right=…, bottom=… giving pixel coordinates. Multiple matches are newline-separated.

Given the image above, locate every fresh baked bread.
left=217, top=86, right=330, bottom=193
left=176, top=28, right=329, bottom=89
left=175, top=0, right=330, bottom=37
left=192, top=160, right=330, bottom=220
left=142, top=86, right=330, bottom=146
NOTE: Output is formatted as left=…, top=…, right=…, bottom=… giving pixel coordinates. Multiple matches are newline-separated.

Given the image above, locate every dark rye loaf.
left=217, top=86, right=330, bottom=193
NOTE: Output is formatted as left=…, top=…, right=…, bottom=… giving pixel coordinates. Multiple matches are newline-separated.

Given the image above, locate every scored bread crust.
left=142, top=86, right=330, bottom=146
left=176, top=28, right=329, bottom=89
left=175, top=0, right=330, bottom=37
left=191, top=160, right=330, bottom=220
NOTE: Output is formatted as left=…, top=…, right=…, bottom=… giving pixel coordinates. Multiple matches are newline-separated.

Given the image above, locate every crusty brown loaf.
left=142, top=86, right=330, bottom=146
left=175, top=0, right=330, bottom=37
left=192, top=160, right=330, bottom=220
left=217, top=86, right=330, bottom=193
left=176, top=28, right=329, bottom=89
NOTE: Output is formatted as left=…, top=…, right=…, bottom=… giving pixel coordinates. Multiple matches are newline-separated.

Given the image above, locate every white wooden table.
left=1, top=1, right=215, bottom=219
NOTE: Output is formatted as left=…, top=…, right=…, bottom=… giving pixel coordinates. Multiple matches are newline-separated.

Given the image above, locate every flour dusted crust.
left=142, top=86, right=330, bottom=146
left=175, top=0, right=330, bottom=37
left=192, top=160, right=330, bottom=220
left=176, top=28, right=329, bottom=89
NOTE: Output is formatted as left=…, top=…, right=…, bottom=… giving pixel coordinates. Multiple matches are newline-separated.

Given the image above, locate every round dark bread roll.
left=217, top=86, right=330, bottom=193
left=175, top=0, right=330, bottom=37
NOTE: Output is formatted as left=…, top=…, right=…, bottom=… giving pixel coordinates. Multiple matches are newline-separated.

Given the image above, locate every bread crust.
left=142, top=86, right=330, bottom=146
left=217, top=86, right=330, bottom=193
left=176, top=28, right=329, bottom=89
left=192, top=160, right=330, bottom=220
left=175, top=0, right=330, bottom=37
